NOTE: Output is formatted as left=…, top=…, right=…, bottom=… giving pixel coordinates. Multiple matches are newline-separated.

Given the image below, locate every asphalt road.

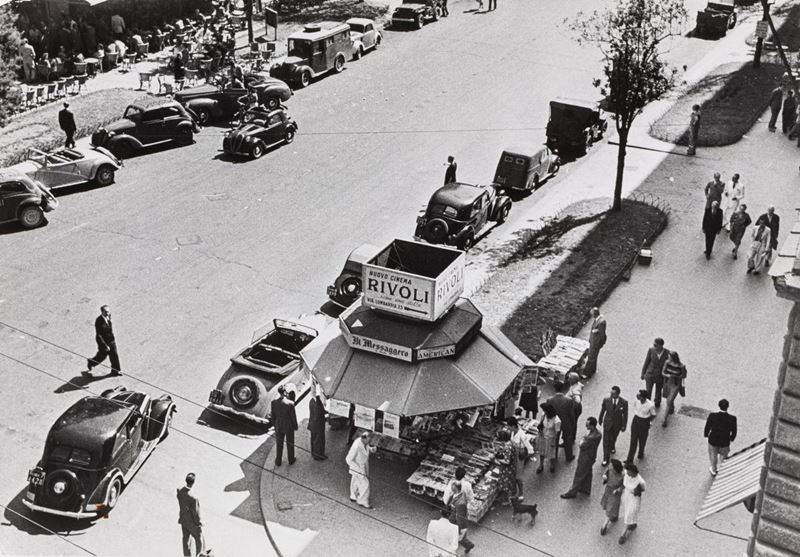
left=0, top=0, right=716, bottom=555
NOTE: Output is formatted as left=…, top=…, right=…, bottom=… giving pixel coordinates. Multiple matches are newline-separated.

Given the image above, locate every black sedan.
left=222, top=108, right=298, bottom=160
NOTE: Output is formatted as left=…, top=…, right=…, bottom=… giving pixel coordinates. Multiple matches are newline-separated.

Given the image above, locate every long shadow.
left=3, top=487, right=95, bottom=536
left=0, top=222, right=32, bottom=236
left=196, top=406, right=271, bottom=437
left=225, top=439, right=274, bottom=524
left=53, top=371, right=115, bottom=394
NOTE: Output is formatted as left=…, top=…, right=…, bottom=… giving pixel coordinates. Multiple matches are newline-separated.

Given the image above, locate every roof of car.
left=129, top=99, right=182, bottom=112
left=346, top=17, right=374, bottom=25
left=550, top=97, right=601, bottom=110
left=48, top=396, right=133, bottom=446
left=288, top=21, right=350, bottom=41
left=430, top=183, right=486, bottom=206
left=500, top=145, right=547, bottom=157
left=0, top=169, right=30, bottom=182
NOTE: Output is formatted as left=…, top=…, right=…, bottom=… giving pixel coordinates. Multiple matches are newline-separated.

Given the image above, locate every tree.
left=0, top=4, right=22, bottom=127
left=569, top=0, right=686, bottom=211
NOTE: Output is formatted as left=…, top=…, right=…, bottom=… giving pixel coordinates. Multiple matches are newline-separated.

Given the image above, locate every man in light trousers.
left=346, top=432, right=377, bottom=509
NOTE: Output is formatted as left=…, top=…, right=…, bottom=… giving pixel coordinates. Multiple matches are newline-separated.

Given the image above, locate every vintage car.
left=414, top=182, right=512, bottom=251
left=91, top=101, right=199, bottom=159
left=10, top=146, right=122, bottom=190
left=23, top=386, right=176, bottom=519
left=326, top=243, right=381, bottom=308
left=208, top=314, right=328, bottom=425
left=545, top=97, right=608, bottom=155
left=347, top=18, right=382, bottom=59
left=174, top=76, right=292, bottom=124
left=270, top=22, right=352, bottom=88
left=493, top=145, right=560, bottom=193
left=0, top=170, right=58, bottom=229
left=696, top=0, right=737, bottom=37
left=222, top=108, right=298, bottom=159
left=391, top=0, right=443, bottom=29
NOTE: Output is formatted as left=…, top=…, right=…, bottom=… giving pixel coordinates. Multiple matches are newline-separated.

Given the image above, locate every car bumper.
left=22, top=498, right=97, bottom=520
left=392, top=16, right=418, bottom=23
left=208, top=402, right=271, bottom=425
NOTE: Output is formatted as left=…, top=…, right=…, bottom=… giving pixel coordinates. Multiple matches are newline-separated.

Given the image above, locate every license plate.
left=208, top=389, right=224, bottom=404
left=416, top=216, right=425, bottom=225
left=326, top=285, right=336, bottom=297
left=27, top=469, right=45, bottom=486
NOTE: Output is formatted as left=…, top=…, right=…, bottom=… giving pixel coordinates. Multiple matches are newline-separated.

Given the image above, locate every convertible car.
left=222, top=108, right=298, bottom=159
left=10, top=146, right=122, bottom=190
left=23, top=386, right=176, bottom=519
left=175, top=75, right=292, bottom=124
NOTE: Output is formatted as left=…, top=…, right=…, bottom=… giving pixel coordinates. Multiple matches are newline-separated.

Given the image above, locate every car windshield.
left=287, top=39, right=311, bottom=58
left=244, top=111, right=269, bottom=125
left=349, top=23, right=366, bottom=33
left=123, top=106, right=143, bottom=120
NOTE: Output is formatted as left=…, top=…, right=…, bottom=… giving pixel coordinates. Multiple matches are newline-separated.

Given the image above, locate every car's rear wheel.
left=424, top=218, right=449, bottom=243
left=497, top=204, right=511, bottom=223
left=354, top=46, right=363, bottom=60
left=376, top=35, right=382, bottom=47
left=533, top=174, right=540, bottom=189
left=299, top=70, right=311, bottom=88
left=333, top=55, right=345, bottom=74
left=415, top=16, right=423, bottom=29
left=285, top=129, right=295, bottom=144
left=43, top=469, right=79, bottom=508
left=433, top=6, right=442, bottom=20
left=266, top=96, right=280, bottom=110
left=94, top=164, right=116, bottom=187
left=106, top=477, right=122, bottom=512
left=230, top=378, right=260, bottom=409
left=458, top=233, right=475, bottom=251
left=177, top=127, right=193, bottom=146
left=195, top=107, right=211, bottom=126
left=19, top=205, right=45, bottom=229
left=250, top=141, right=266, bottom=159
left=160, top=408, right=175, bottom=441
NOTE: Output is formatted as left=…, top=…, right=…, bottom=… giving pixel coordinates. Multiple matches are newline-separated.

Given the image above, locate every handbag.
left=679, top=385, right=686, bottom=397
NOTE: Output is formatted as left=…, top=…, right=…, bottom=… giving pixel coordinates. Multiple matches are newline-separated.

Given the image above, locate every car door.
left=160, top=105, right=188, bottom=139
left=311, top=39, right=326, bottom=73
left=138, top=108, right=168, bottom=143
left=0, top=180, right=28, bottom=222
left=35, top=153, right=84, bottom=188
left=263, top=112, right=285, bottom=145
left=363, top=24, right=375, bottom=49
left=222, top=87, right=248, bottom=116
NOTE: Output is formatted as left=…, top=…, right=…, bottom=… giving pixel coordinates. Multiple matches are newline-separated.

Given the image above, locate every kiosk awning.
left=695, top=438, right=766, bottom=522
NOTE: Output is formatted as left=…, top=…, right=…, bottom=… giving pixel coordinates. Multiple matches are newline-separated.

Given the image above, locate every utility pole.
left=753, top=0, right=770, bottom=68
left=760, top=0, right=797, bottom=90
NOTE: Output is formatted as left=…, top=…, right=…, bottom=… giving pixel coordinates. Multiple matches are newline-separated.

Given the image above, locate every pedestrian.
left=448, top=481, right=475, bottom=553
left=640, top=338, right=669, bottom=408
left=704, top=398, right=737, bottom=476
left=173, top=48, right=185, bottom=81
left=441, top=0, right=449, bottom=16
left=58, top=102, right=77, bottom=149
left=111, top=13, right=126, bottom=38
left=783, top=89, right=797, bottom=135
left=443, top=466, right=474, bottom=508
left=599, top=459, right=625, bottom=536
left=729, top=203, right=752, bottom=260
left=704, top=172, right=725, bottom=209
left=618, top=463, right=646, bottom=545
left=444, top=155, right=457, bottom=184
left=177, top=473, right=204, bottom=557
left=702, top=200, right=723, bottom=259
left=747, top=220, right=773, bottom=275
left=660, top=350, right=687, bottom=428
left=755, top=206, right=780, bottom=261
left=346, top=432, right=377, bottom=509
left=768, top=85, right=783, bottom=132
left=494, top=428, right=520, bottom=501
left=687, top=104, right=701, bottom=156
left=308, top=386, right=328, bottom=460
left=476, top=0, right=484, bottom=11
left=598, top=386, right=628, bottom=466
left=536, top=402, right=561, bottom=474
left=426, top=509, right=459, bottom=557
left=581, top=307, right=606, bottom=379
left=19, top=38, right=36, bottom=82
left=487, top=0, right=496, bottom=11
left=271, top=386, right=298, bottom=466
left=519, top=381, right=538, bottom=419
left=561, top=417, right=602, bottom=499
left=508, top=416, right=534, bottom=467
left=722, top=173, right=744, bottom=230
left=566, top=371, right=584, bottom=418
left=547, top=380, right=579, bottom=463
left=625, top=389, right=657, bottom=463
left=84, top=305, right=121, bottom=377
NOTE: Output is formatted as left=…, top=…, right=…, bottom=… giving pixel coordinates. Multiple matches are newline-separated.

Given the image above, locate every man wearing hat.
left=271, top=385, right=298, bottom=466
left=59, top=102, right=77, bottom=148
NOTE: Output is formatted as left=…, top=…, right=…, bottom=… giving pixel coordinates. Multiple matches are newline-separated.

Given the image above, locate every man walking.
left=177, top=473, right=204, bottom=557
left=626, top=390, right=657, bottom=463
left=704, top=172, right=725, bottom=209
left=271, top=386, right=298, bottom=466
left=487, top=0, right=497, bottom=11
left=308, top=387, right=328, bottom=460
left=598, top=386, right=628, bottom=466
left=560, top=417, right=602, bottom=499
left=768, top=85, right=783, bottom=132
left=441, top=0, right=449, bottom=16
left=756, top=206, right=780, bottom=261
left=687, top=104, right=701, bottom=156
left=702, top=200, right=723, bottom=259
left=444, top=155, right=457, bottom=185
left=443, top=466, right=474, bottom=508
left=19, top=38, right=36, bottom=83
left=59, top=102, right=77, bottom=149
left=85, top=305, right=121, bottom=376
left=426, top=510, right=459, bottom=557
left=704, top=399, right=737, bottom=476
left=547, top=380, right=579, bottom=462
left=641, top=338, right=669, bottom=408
left=581, top=307, right=606, bottom=379
left=783, top=89, right=797, bottom=134
left=346, top=432, right=377, bottom=509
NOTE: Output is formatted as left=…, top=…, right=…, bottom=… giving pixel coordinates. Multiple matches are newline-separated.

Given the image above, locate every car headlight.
left=224, top=131, right=231, bottom=138
left=245, top=136, right=254, bottom=142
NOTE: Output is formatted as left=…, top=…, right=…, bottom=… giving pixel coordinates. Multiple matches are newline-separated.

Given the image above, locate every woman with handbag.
left=618, top=463, right=646, bottom=545
left=661, top=350, right=687, bottom=428
left=494, top=429, right=520, bottom=503
left=536, top=403, right=561, bottom=474
left=600, top=459, right=625, bottom=536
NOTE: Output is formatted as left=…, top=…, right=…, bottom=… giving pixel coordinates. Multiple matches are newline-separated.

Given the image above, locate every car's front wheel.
left=250, top=141, right=266, bottom=159
left=195, top=107, right=212, bottom=126
left=415, top=16, right=423, bottom=29
left=177, top=127, right=193, bottom=146
left=333, top=55, right=345, bottom=74
left=19, top=205, right=45, bottom=229
left=113, top=142, right=133, bottom=160
left=433, top=6, right=442, bottom=20
left=497, top=204, right=511, bottom=223
left=106, top=477, right=122, bottom=512
left=353, top=46, right=363, bottom=60
left=266, top=96, right=280, bottom=110
left=285, top=128, right=296, bottom=144
left=94, top=164, right=116, bottom=187
left=458, top=232, right=475, bottom=251
left=299, top=70, right=311, bottom=88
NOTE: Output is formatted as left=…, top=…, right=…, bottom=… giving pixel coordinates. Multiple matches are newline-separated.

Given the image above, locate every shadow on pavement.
left=196, top=407, right=270, bottom=437
left=2, top=487, right=95, bottom=536
left=53, top=372, right=109, bottom=394
left=226, top=439, right=274, bottom=524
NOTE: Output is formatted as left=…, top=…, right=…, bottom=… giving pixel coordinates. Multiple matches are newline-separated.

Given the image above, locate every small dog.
left=511, top=500, right=538, bottom=526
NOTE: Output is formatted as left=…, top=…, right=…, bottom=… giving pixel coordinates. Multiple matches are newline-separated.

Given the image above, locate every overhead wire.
left=0, top=502, right=97, bottom=556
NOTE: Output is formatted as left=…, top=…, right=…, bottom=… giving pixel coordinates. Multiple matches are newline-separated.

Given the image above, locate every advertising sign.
left=382, top=413, right=400, bottom=438
left=755, top=20, right=768, bottom=39
left=354, top=404, right=375, bottom=430
left=417, top=345, right=456, bottom=360
left=327, top=398, right=352, bottom=417
left=340, top=320, right=413, bottom=361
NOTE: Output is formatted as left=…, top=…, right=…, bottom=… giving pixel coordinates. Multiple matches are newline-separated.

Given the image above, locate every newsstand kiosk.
left=301, top=239, right=535, bottom=521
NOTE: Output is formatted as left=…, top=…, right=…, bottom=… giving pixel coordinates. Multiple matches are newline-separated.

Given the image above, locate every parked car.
left=391, top=0, right=443, bottom=29
left=0, top=170, right=58, bottom=229
left=91, top=101, right=199, bottom=159
left=23, top=386, right=176, bottom=519
left=326, top=243, right=381, bottom=308
left=208, top=314, right=328, bottom=425
left=696, top=0, right=737, bottom=37
left=175, top=76, right=292, bottom=124
left=270, top=22, right=352, bottom=88
left=545, top=97, right=608, bottom=155
left=414, top=182, right=512, bottom=251
left=11, top=146, right=122, bottom=190
left=347, top=18, right=382, bottom=59
left=493, top=145, right=560, bottom=193
left=222, top=108, right=298, bottom=159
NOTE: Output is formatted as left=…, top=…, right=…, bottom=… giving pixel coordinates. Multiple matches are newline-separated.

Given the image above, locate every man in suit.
left=547, top=380, right=579, bottom=462
left=58, top=102, right=77, bottom=148
left=704, top=172, right=725, bottom=209
left=84, top=305, right=121, bottom=376
left=756, top=206, right=780, bottom=259
left=704, top=398, right=737, bottom=476
left=581, top=307, right=606, bottom=379
left=308, top=386, right=328, bottom=460
left=271, top=386, right=298, bottom=466
left=561, top=417, right=602, bottom=498
left=641, top=338, right=669, bottom=408
left=687, top=104, right=701, bottom=156
left=768, top=85, right=783, bottom=132
left=598, top=386, right=628, bottom=466
left=702, top=200, right=723, bottom=259
left=444, top=155, right=457, bottom=185
left=177, top=473, right=204, bottom=556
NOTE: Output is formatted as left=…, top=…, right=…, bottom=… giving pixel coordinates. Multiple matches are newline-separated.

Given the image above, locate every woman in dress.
left=618, top=462, right=646, bottom=545
left=722, top=173, right=744, bottom=230
left=747, top=221, right=772, bottom=275
left=494, top=428, right=519, bottom=502
left=729, top=204, right=752, bottom=259
left=600, top=459, right=625, bottom=536
left=661, top=351, right=687, bottom=427
left=536, top=403, right=561, bottom=474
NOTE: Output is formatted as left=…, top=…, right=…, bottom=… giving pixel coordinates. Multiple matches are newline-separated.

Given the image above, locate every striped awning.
left=696, top=438, right=766, bottom=521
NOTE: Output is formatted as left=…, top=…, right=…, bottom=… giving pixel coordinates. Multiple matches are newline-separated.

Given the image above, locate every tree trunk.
left=613, top=128, right=628, bottom=211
